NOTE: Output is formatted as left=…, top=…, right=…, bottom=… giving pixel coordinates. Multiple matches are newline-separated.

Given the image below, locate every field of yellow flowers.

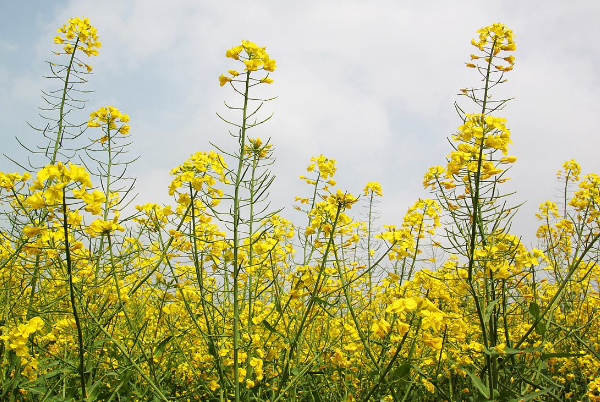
left=1, top=17, right=600, bottom=402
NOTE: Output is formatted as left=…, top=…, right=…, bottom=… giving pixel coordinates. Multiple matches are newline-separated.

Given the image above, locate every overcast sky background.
left=1, top=0, right=599, bottom=247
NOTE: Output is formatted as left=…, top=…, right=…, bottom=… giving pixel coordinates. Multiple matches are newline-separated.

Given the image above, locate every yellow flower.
left=86, top=218, right=125, bottom=237
left=226, top=45, right=243, bottom=60
left=363, top=181, right=383, bottom=196
left=88, top=106, right=131, bottom=141
left=500, top=155, right=517, bottom=164
left=55, top=17, right=101, bottom=62
left=422, top=379, right=435, bottom=393
left=23, top=226, right=43, bottom=238
left=243, top=59, right=263, bottom=72
left=219, top=74, right=231, bottom=87
left=503, top=55, right=516, bottom=64
left=371, top=318, right=391, bottom=338
left=424, top=336, right=443, bottom=350
left=328, top=189, right=358, bottom=209
left=81, top=190, right=106, bottom=215
left=222, top=40, right=276, bottom=85
left=25, top=192, right=45, bottom=209
left=263, top=58, right=277, bottom=72
left=467, top=23, right=516, bottom=77
left=386, top=297, right=418, bottom=314
left=396, top=321, right=410, bottom=336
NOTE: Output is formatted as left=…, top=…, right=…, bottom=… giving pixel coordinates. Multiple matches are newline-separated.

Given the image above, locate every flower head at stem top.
left=363, top=182, right=383, bottom=197
left=467, top=22, right=516, bottom=72
left=219, top=40, right=276, bottom=87
left=244, top=137, right=273, bottom=159
left=53, top=17, right=100, bottom=71
left=88, top=106, right=130, bottom=143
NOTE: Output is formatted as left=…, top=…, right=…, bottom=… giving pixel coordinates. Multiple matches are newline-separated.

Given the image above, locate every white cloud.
left=2, top=0, right=599, bottom=246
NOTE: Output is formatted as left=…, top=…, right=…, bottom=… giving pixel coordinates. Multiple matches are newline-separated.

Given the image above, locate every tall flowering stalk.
left=424, top=22, right=520, bottom=399
left=47, top=17, right=100, bottom=165
left=219, top=40, right=277, bottom=401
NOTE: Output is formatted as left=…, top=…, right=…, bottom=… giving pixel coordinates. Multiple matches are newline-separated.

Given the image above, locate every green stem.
left=232, top=70, right=251, bottom=402
left=51, top=37, right=80, bottom=164
left=465, top=38, right=497, bottom=394
left=62, top=187, right=86, bottom=399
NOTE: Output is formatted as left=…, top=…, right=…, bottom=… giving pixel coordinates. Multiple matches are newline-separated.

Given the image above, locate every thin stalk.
left=51, top=38, right=80, bottom=164
left=465, top=38, right=497, bottom=394
left=62, top=187, right=86, bottom=399
left=232, top=70, right=251, bottom=402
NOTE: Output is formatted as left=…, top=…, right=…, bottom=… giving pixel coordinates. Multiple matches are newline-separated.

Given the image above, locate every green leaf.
left=482, top=345, right=522, bottom=357
left=484, top=299, right=500, bottom=323
left=542, top=351, right=586, bottom=359
left=528, top=302, right=540, bottom=320
left=207, top=341, right=217, bottom=357
left=502, top=347, right=522, bottom=355
left=153, top=335, right=173, bottom=358
left=312, top=297, right=335, bottom=317
left=507, top=387, right=552, bottom=402
left=465, top=370, right=490, bottom=400
left=391, top=363, right=411, bottom=381
left=535, top=322, right=547, bottom=336
left=262, top=320, right=283, bottom=338
left=312, top=296, right=333, bottom=307
left=311, top=390, right=324, bottom=402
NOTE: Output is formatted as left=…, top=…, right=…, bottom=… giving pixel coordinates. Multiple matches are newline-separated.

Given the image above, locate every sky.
left=1, top=0, right=599, bottom=247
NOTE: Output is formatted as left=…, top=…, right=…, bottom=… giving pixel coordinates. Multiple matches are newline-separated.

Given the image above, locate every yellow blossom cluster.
left=0, top=171, right=31, bottom=191
left=588, top=377, right=600, bottom=402
left=54, top=17, right=100, bottom=61
left=363, top=181, right=383, bottom=197
left=219, top=40, right=276, bottom=86
left=376, top=198, right=439, bottom=260
left=0, top=317, right=45, bottom=357
left=327, top=189, right=358, bottom=209
left=557, top=158, right=581, bottom=181
left=306, top=154, right=337, bottom=180
left=244, top=137, right=272, bottom=159
left=423, top=114, right=515, bottom=189
left=88, top=106, right=130, bottom=136
left=467, top=22, right=516, bottom=71
left=86, top=216, right=125, bottom=237
left=168, top=151, right=228, bottom=213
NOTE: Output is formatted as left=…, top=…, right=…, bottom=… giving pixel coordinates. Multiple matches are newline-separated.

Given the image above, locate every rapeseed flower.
left=220, top=39, right=276, bottom=86
left=54, top=17, right=100, bottom=62
left=88, top=106, right=130, bottom=137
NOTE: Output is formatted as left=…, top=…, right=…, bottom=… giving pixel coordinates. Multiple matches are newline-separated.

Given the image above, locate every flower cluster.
left=0, top=317, right=45, bottom=357
left=168, top=151, right=228, bottom=210
left=0, top=171, right=31, bottom=191
left=467, top=22, right=516, bottom=72
left=423, top=113, right=516, bottom=189
left=54, top=17, right=101, bottom=59
left=88, top=106, right=130, bottom=134
left=363, top=181, right=383, bottom=197
left=244, top=137, right=272, bottom=159
left=472, top=22, right=516, bottom=52
left=219, top=40, right=276, bottom=86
